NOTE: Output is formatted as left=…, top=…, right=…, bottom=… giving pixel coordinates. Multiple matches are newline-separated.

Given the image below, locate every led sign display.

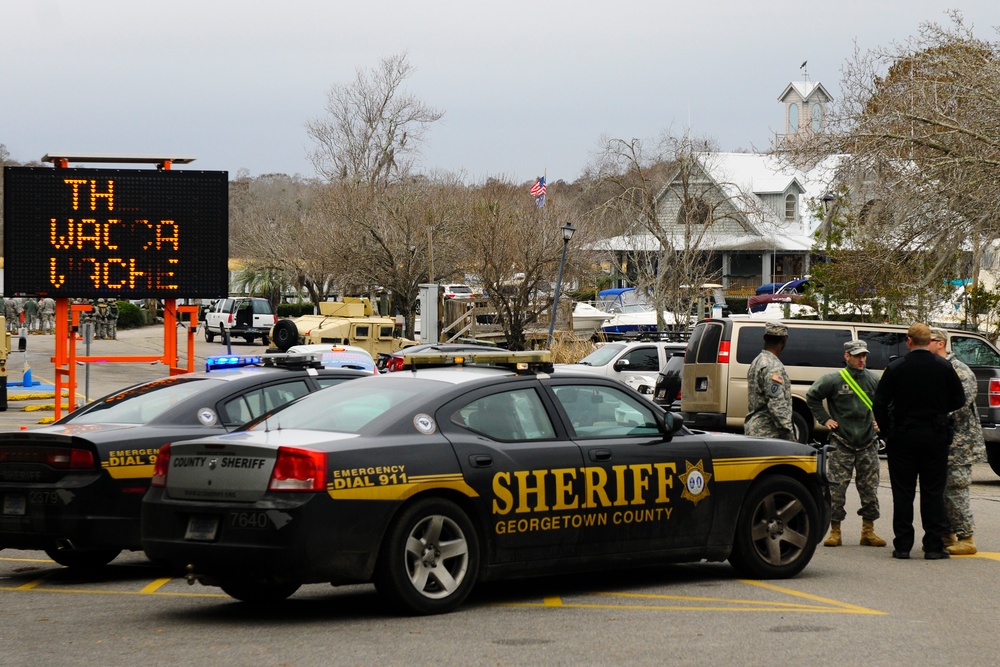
left=2, top=167, right=229, bottom=298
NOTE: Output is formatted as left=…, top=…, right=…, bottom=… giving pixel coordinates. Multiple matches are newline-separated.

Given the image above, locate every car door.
left=439, top=381, right=588, bottom=565
left=545, top=379, right=714, bottom=555
left=611, top=345, right=661, bottom=387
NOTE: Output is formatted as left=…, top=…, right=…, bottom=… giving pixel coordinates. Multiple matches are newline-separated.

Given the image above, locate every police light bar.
left=402, top=350, right=553, bottom=373
left=206, top=355, right=263, bottom=371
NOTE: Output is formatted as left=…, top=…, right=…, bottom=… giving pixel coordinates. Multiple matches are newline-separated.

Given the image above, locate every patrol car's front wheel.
left=728, top=476, right=818, bottom=579
left=375, top=498, right=479, bottom=615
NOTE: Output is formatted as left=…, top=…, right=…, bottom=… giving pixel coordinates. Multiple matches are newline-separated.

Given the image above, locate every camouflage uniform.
left=806, top=361, right=880, bottom=522
left=39, top=297, right=56, bottom=333
left=4, top=298, right=18, bottom=332
left=745, top=349, right=793, bottom=439
left=944, top=351, right=986, bottom=539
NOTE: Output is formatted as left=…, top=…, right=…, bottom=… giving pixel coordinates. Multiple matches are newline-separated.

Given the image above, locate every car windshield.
left=65, top=377, right=221, bottom=425
left=574, top=343, right=626, bottom=366
left=256, top=379, right=433, bottom=433
left=449, top=286, right=472, bottom=294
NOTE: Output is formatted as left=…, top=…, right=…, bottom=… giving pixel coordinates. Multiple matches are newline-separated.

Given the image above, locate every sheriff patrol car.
left=0, top=354, right=366, bottom=569
left=141, top=351, right=831, bottom=615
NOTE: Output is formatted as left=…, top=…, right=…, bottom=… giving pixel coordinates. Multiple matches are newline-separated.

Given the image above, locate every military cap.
left=844, top=339, right=869, bottom=355
left=928, top=327, right=948, bottom=342
left=764, top=322, right=788, bottom=337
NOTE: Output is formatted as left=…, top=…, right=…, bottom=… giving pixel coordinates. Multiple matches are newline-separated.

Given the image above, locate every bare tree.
left=591, top=133, right=737, bottom=330
left=464, top=180, right=582, bottom=350
left=781, top=11, right=1000, bottom=324
left=305, top=53, right=444, bottom=190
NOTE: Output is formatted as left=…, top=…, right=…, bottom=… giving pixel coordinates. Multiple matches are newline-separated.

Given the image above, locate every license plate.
left=184, top=516, right=219, bottom=541
left=3, top=494, right=26, bottom=516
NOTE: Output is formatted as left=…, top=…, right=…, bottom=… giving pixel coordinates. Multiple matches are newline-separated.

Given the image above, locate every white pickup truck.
left=555, top=340, right=688, bottom=397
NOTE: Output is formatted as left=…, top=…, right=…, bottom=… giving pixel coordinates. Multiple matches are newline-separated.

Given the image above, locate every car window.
left=231, top=380, right=312, bottom=424
left=67, top=377, right=220, bottom=424
left=693, top=323, right=723, bottom=363
left=258, top=381, right=429, bottom=433
left=857, top=330, right=908, bottom=370
left=621, top=347, right=659, bottom=372
left=551, top=384, right=660, bottom=438
left=735, top=326, right=851, bottom=367
left=252, top=300, right=272, bottom=314
left=576, top=343, right=626, bottom=366
left=452, top=388, right=555, bottom=441
left=221, top=299, right=234, bottom=313
left=952, top=336, right=1000, bottom=366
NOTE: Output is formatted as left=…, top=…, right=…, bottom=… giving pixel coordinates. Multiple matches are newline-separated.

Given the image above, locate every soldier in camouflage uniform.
left=806, top=339, right=886, bottom=547
left=929, top=327, right=986, bottom=555
left=744, top=321, right=794, bottom=440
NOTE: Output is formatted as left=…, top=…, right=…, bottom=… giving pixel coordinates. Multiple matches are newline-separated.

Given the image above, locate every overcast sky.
left=2, top=1, right=997, bottom=184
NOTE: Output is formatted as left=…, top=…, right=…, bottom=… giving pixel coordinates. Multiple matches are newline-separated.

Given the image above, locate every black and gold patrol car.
left=0, top=354, right=366, bottom=569
left=142, top=351, right=831, bottom=615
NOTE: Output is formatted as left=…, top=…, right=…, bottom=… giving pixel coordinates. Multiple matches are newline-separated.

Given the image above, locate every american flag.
left=530, top=176, right=546, bottom=207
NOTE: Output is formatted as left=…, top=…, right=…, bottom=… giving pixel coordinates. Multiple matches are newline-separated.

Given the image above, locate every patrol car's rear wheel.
left=44, top=547, right=121, bottom=569
left=728, top=476, right=818, bottom=579
left=374, top=498, right=479, bottom=615
left=204, top=325, right=216, bottom=343
left=272, top=319, right=298, bottom=352
left=791, top=412, right=810, bottom=444
left=219, top=580, right=301, bottom=603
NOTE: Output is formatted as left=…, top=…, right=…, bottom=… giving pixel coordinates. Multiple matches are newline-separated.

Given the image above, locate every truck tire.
left=272, top=319, right=299, bottom=352
left=987, top=443, right=1000, bottom=477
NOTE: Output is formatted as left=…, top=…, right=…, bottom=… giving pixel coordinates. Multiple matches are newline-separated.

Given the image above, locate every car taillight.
left=0, top=445, right=95, bottom=469
left=386, top=356, right=405, bottom=372
left=990, top=379, right=1000, bottom=408
left=268, top=447, right=326, bottom=492
left=227, top=313, right=234, bottom=324
left=718, top=340, right=731, bottom=363
left=151, top=444, right=171, bottom=487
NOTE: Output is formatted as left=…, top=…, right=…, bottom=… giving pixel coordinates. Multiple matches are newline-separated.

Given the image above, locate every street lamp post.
left=820, top=193, right=838, bottom=320
left=547, top=223, right=577, bottom=348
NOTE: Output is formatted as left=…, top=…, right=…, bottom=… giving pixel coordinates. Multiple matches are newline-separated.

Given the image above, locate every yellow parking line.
left=501, top=579, right=885, bottom=615
left=15, top=576, right=49, bottom=591
left=139, top=578, right=172, bottom=594
left=0, top=584, right=226, bottom=598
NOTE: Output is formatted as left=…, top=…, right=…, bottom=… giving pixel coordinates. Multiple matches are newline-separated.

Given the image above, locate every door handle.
left=469, top=455, right=493, bottom=468
left=589, top=449, right=612, bottom=462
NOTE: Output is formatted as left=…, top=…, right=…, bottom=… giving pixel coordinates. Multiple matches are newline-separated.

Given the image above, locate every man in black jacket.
left=873, top=323, right=966, bottom=560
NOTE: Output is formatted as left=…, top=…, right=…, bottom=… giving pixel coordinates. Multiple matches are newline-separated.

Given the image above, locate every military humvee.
left=269, top=298, right=416, bottom=359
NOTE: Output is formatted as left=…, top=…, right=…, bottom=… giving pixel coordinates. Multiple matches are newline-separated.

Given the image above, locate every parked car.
left=204, top=297, right=276, bottom=345
left=441, top=284, right=478, bottom=299
left=653, top=350, right=686, bottom=411
left=0, top=355, right=366, bottom=569
left=142, top=350, right=830, bottom=614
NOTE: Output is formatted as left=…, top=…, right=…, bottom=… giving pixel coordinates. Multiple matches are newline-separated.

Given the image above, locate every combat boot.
left=946, top=536, right=977, bottom=555
left=943, top=532, right=957, bottom=547
left=824, top=521, right=841, bottom=547
left=860, top=520, right=887, bottom=547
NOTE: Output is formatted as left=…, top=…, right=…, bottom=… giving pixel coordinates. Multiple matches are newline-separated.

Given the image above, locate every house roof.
left=777, top=81, right=834, bottom=103
left=589, top=231, right=813, bottom=253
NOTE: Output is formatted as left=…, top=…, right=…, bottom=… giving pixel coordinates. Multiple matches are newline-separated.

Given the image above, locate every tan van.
left=681, top=319, right=1000, bottom=456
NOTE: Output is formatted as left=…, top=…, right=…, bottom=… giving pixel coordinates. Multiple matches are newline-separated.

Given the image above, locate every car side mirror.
left=613, top=359, right=630, bottom=372
left=663, top=411, right=684, bottom=440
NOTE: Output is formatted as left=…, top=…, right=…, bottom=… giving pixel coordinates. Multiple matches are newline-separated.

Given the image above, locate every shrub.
left=277, top=302, right=314, bottom=318
left=115, top=301, right=145, bottom=329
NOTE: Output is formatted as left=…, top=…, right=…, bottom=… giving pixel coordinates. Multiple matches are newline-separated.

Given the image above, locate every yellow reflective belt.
left=839, top=367, right=873, bottom=411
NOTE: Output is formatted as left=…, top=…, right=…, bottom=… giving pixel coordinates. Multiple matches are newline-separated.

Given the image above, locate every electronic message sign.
left=2, top=167, right=229, bottom=298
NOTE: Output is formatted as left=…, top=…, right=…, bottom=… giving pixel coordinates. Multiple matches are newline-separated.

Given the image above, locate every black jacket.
left=873, top=348, right=965, bottom=437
